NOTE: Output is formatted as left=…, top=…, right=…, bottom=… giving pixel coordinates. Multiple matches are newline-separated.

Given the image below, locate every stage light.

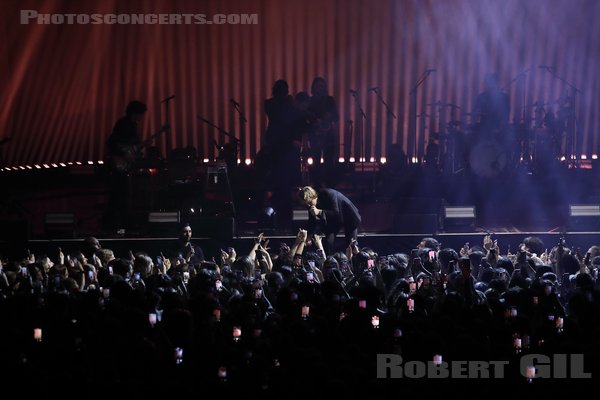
left=369, top=157, right=375, bottom=162
left=87, top=161, right=94, bottom=165
left=19, top=166, right=25, bottom=170
left=581, top=155, right=588, bottom=160
left=35, top=164, right=42, bottom=169
left=43, top=164, right=50, bottom=168
left=97, top=160, right=104, bottom=165
left=338, top=157, right=345, bottom=163
left=245, top=159, right=251, bottom=165
left=349, top=157, right=356, bottom=162
left=359, top=157, right=365, bottom=162
left=26, top=165, right=32, bottom=170
left=51, top=163, right=58, bottom=168
left=203, top=158, right=210, bottom=163
left=380, top=157, right=387, bottom=164
left=75, top=161, right=82, bottom=165
left=320, top=157, right=324, bottom=164
left=59, top=163, right=66, bottom=167
left=593, top=155, right=598, bottom=160
left=307, top=157, right=314, bottom=165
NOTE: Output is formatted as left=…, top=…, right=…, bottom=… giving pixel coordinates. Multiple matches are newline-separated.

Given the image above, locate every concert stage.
left=1, top=158, right=599, bottom=250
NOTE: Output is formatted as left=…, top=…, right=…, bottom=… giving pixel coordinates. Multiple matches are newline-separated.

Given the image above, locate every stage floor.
left=1, top=161, right=600, bottom=247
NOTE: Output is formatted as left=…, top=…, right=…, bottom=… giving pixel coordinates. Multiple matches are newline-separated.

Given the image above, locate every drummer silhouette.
left=468, top=74, right=511, bottom=177
left=473, top=73, right=510, bottom=136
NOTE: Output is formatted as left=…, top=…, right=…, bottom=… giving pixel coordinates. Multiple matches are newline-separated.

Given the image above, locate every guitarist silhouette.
left=104, top=101, right=166, bottom=233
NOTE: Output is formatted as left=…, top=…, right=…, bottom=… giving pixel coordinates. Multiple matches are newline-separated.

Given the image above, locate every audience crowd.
left=1, top=231, right=599, bottom=398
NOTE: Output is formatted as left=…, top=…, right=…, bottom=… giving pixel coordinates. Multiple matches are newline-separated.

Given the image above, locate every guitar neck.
left=141, top=125, right=168, bottom=148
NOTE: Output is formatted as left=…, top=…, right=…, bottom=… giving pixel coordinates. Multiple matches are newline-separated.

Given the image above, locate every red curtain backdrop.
left=1, top=0, right=599, bottom=166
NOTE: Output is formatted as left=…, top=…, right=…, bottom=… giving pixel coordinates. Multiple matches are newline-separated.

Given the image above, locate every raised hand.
left=540, top=249, right=549, bottom=264
left=255, top=232, right=265, bottom=244
left=483, top=235, right=493, bottom=251
left=313, top=234, right=323, bottom=247
left=459, top=242, right=470, bottom=257
left=297, top=229, right=308, bottom=243
left=58, top=247, right=65, bottom=265
left=220, top=249, right=229, bottom=264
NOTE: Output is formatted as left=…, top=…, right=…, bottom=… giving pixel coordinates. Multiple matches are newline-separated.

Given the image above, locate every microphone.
left=230, top=98, right=241, bottom=107
left=538, top=65, right=553, bottom=69
left=368, top=87, right=379, bottom=92
left=349, top=89, right=358, bottom=96
left=426, top=69, right=436, bottom=73
left=160, top=95, right=175, bottom=103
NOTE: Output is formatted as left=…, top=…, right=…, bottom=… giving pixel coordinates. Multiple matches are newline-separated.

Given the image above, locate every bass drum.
left=468, top=139, right=508, bottom=178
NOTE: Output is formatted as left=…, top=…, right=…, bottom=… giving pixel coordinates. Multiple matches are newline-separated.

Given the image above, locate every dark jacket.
left=308, top=188, right=361, bottom=234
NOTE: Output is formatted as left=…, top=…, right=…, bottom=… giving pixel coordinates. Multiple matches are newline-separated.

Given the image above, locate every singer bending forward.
left=300, top=186, right=361, bottom=253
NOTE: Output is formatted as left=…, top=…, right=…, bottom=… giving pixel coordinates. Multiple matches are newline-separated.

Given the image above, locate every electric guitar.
left=106, top=124, right=169, bottom=172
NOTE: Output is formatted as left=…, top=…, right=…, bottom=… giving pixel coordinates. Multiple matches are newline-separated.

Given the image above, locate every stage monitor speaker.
left=441, top=206, right=476, bottom=231
left=45, top=213, right=77, bottom=238
left=291, top=208, right=309, bottom=230
left=568, top=204, right=600, bottom=231
left=147, top=211, right=180, bottom=235
left=148, top=211, right=180, bottom=224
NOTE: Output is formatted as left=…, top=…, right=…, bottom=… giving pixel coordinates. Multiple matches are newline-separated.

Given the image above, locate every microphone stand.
left=503, top=68, right=530, bottom=136
left=160, top=95, right=175, bottom=162
left=409, top=70, right=435, bottom=163
left=231, top=100, right=247, bottom=165
left=197, top=116, right=241, bottom=162
left=540, top=66, right=581, bottom=168
left=345, top=119, right=353, bottom=162
left=372, top=88, right=396, bottom=164
left=372, top=88, right=397, bottom=119
left=351, top=91, right=367, bottom=171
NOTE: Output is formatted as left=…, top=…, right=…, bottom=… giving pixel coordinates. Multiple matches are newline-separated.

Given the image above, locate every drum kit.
left=435, top=100, right=570, bottom=178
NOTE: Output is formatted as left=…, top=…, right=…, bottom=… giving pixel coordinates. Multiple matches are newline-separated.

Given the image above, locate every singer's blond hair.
left=300, top=186, right=318, bottom=203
